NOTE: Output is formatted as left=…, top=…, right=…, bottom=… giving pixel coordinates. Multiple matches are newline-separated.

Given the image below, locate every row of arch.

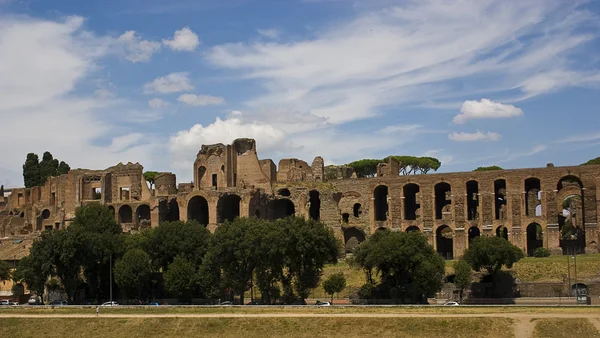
left=373, top=175, right=585, bottom=222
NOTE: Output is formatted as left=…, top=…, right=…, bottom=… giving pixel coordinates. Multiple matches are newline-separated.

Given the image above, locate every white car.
left=443, top=301, right=460, bottom=306
left=101, top=301, right=118, bottom=307
left=316, top=301, right=331, bottom=306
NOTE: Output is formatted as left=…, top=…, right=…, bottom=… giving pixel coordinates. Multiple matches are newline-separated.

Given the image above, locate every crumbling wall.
left=277, top=159, right=312, bottom=182
left=233, top=138, right=271, bottom=191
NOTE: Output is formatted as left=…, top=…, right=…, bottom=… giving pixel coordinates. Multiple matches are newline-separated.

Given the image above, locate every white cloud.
left=148, top=98, right=170, bottom=109
left=257, top=29, right=280, bottom=39
left=448, top=131, right=501, bottom=142
left=177, top=94, right=225, bottom=106
left=381, top=124, right=422, bottom=134
left=0, top=15, right=157, bottom=187
left=143, top=72, right=194, bottom=94
left=163, top=27, right=200, bottom=51
left=116, top=30, right=161, bottom=62
left=555, top=132, right=600, bottom=144
left=453, top=99, right=523, bottom=124
left=205, top=1, right=597, bottom=126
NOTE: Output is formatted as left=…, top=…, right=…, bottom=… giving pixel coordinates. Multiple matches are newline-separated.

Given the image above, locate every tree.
left=164, top=256, right=198, bottom=303
left=582, top=157, right=600, bottom=165
left=322, top=272, right=346, bottom=303
left=453, top=259, right=472, bottom=303
left=22, top=153, right=40, bottom=188
left=474, top=166, right=503, bottom=171
left=352, top=230, right=445, bottom=303
left=346, top=159, right=383, bottom=177
left=12, top=255, right=46, bottom=296
left=143, top=171, right=159, bottom=190
left=0, top=260, right=10, bottom=281
left=150, top=220, right=211, bottom=269
left=385, top=156, right=442, bottom=175
left=114, top=249, right=152, bottom=299
left=280, top=217, right=340, bottom=303
left=463, top=236, right=524, bottom=276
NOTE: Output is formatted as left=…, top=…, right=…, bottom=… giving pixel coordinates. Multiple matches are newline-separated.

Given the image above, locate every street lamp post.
left=109, top=253, right=113, bottom=304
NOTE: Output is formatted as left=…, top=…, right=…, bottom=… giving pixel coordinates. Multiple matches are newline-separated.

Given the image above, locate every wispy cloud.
left=143, top=72, right=194, bottom=94
left=448, top=131, right=501, bottom=142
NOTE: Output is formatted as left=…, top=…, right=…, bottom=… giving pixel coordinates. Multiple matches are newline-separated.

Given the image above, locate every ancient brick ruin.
left=1, top=138, right=599, bottom=260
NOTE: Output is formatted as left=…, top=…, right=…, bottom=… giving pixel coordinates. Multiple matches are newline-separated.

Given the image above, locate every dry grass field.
left=532, top=318, right=600, bottom=338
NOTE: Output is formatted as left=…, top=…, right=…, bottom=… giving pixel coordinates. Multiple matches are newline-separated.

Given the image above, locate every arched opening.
left=188, top=196, right=209, bottom=226
left=118, top=205, right=133, bottom=223
left=406, top=226, right=420, bottom=232
left=468, top=226, right=480, bottom=243
left=496, top=226, right=508, bottom=240
left=558, top=176, right=585, bottom=254
left=41, top=209, right=50, bottom=220
left=342, top=213, right=349, bottom=223
left=436, top=225, right=453, bottom=260
left=217, top=194, right=241, bottom=223
left=374, top=185, right=388, bottom=221
left=376, top=227, right=388, bottom=232
left=309, top=190, right=321, bottom=221
left=197, top=166, right=206, bottom=186
left=277, top=188, right=291, bottom=197
left=165, top=199, right=180, bottom=222
left=343, top=227, right=365, bottom=253
left=254, top=209, right=261, bottom=218
left=353, top=203, right=362, bottom=218
left=136, top=204, right=151, bottom=224
left=435, top=183, right=452, bottom=220
left=19, top=212, right=24, bottom=218
left=267, top=199, right=295, bottom=220
left=525, top=178, right=541, bottom=217
left=466, top=181, right=479, bottom=221
left=403, top=183, right=420, bottom=220
left=494, top=179, right=507, bottom=220
left=526, top=223, right=543, bottom=256
left=571, top=283, right=588, bottom=297
left=12, top=283, right=24, bottom=297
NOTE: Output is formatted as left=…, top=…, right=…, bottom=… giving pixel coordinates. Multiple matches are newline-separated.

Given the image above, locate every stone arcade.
left=1, top=138, right=599, bottom=260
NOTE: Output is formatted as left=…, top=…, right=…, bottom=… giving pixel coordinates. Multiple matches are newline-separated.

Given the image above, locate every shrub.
left=533, top=247, right=551, bottom=257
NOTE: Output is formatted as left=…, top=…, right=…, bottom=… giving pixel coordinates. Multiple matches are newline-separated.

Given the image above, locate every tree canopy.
left=143, top=171, right=159, bottom=190
left=346, top=159, right=383, bottom=178
left=463, top=236, right=524, bottom=276
left=582, top=157, right=600, bottom=165
left=22, top=151, right=70, bottom=188
left=0, top=260, right=10, bottom=281
left=345, top=156, right=442, bottom=178
left=351, top=230, right=445, bottom=303
left=473, top=165, right=503, bottom=171
left=322, top=272, right=346, bottom=303
left=114, top=249, right=152, bottom=299
left=453, top=259, right=472, bottom=303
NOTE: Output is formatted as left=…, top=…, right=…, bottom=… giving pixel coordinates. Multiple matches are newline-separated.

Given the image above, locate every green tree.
left=463, top=236, right=524, bottom=276
left=322, top=272, right=346, bottom=303
left=346, top=159, right=383, bottom=177
left=252, top=219, right=285, bottom=304
left=352, top=230, right=445, bottom=303
left=57, top=161, right=71, bottom=175
left=474, top=165, right=503, bottom=171
left=582, top=157, right=600, bottom=165
left=39, top=151, right=60, bottom=186
left=280, top=217, right=340, bottom=303
left=150, top=220, right=211, bottom=269
left=453, top=259, right=472, bottom=303
left=164, top=256, right=198, bottom=303
left=114, top=249, right=152, bottom=299
left=143, top=171, right=159, bottom=190
left=12, top=255, right=47, bottom=296
left=0, top=260, right=10, bottom=281
left=22, top=153, right=40, bottom=188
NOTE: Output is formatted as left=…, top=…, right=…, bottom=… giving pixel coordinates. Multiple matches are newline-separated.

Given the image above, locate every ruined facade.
left=1, top=138, right=600, bottom=261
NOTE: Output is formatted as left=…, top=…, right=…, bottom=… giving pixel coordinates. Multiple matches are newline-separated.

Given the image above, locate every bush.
left=533, top=247, right=551, bottom=257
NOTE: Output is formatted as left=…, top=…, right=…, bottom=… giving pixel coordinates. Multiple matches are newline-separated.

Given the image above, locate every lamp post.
left=109, top=252, right=113, bottom=304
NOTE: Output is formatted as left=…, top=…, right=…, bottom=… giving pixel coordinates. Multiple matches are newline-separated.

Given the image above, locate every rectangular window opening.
left=93, top=188, right=102, bottom=200
left=120, top=187, right=130, bottom=201
left=212, top=174, right=218, bottom=188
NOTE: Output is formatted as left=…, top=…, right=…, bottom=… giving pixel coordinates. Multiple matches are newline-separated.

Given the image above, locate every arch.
left=342, top=213, right=349, bottom=223
left=118, top=205, right=133, bottom=223
left=466, top=180, right=479, bottom=221
left=277, top=188, right=291, bottom=197
left=197, top=166, right=206, bottom=186
left=19, top=212, right=24, bottom=218
left=526, top=223, right=543, bottom=256
left=217, top=194, right=241, bottom=223
left=254, top=209, right=261, bottom=218
left=353, top=203, right=362, bottom=218
left=571, top=283, right=588, bottom=297
left=165, top=199, right=180, bottom=222
left=373, top=185, right=388, bottom=221
left=343, top=227, right=365, bottom=253
left=136, top=204, right=151, bottom=223
left=41, top=209, right=50, bottom=220
left=557, top=175, right=585, bottom=254
left=406, top=226, right=420, bottom=232
left=188, top=196, right=209, bottom=226
left=376, top=227, right=388, bottom=232
left=403, top=183, right=420, bottom=220
left=309, top=190, right=321, bottom=221
left=436, top=225, right=453, bottom=260
left=435, top=182, right=451, bottom=220
left=524, top=178, right=541, bottom=217
left=468, top=226, right=480, bottom=242
left=267, top=199, right=295, bottom=220
left=496, top=226, right=508, bottom=240
left=494, top=179, right=507, bottom=220
left=12, top=283, right=24, bottom=297
left=557, top=175, right=583, bottom=191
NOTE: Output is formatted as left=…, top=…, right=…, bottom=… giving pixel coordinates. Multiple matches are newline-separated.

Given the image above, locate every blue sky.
left=1, top=0, right=600, bottom=187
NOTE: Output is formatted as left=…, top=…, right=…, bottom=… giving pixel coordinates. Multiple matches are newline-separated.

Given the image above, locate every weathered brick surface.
left=1, top=139, right=599, bottom=260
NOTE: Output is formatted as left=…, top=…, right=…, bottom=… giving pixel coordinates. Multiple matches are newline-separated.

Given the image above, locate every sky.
left=1, top=0, right=600, bottom=187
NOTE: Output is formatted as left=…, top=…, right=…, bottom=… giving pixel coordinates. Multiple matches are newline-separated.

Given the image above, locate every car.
left=28, top=297, right=43, bottom=305
left=101, top=301, right=118, bottom=307
left=0, top=300, right=18, bottom=306
left=220, top=301, right=235, bottom=306
left=443, top=301, right=460, bottom=306
left=315, top=301, right=331, bottom=306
